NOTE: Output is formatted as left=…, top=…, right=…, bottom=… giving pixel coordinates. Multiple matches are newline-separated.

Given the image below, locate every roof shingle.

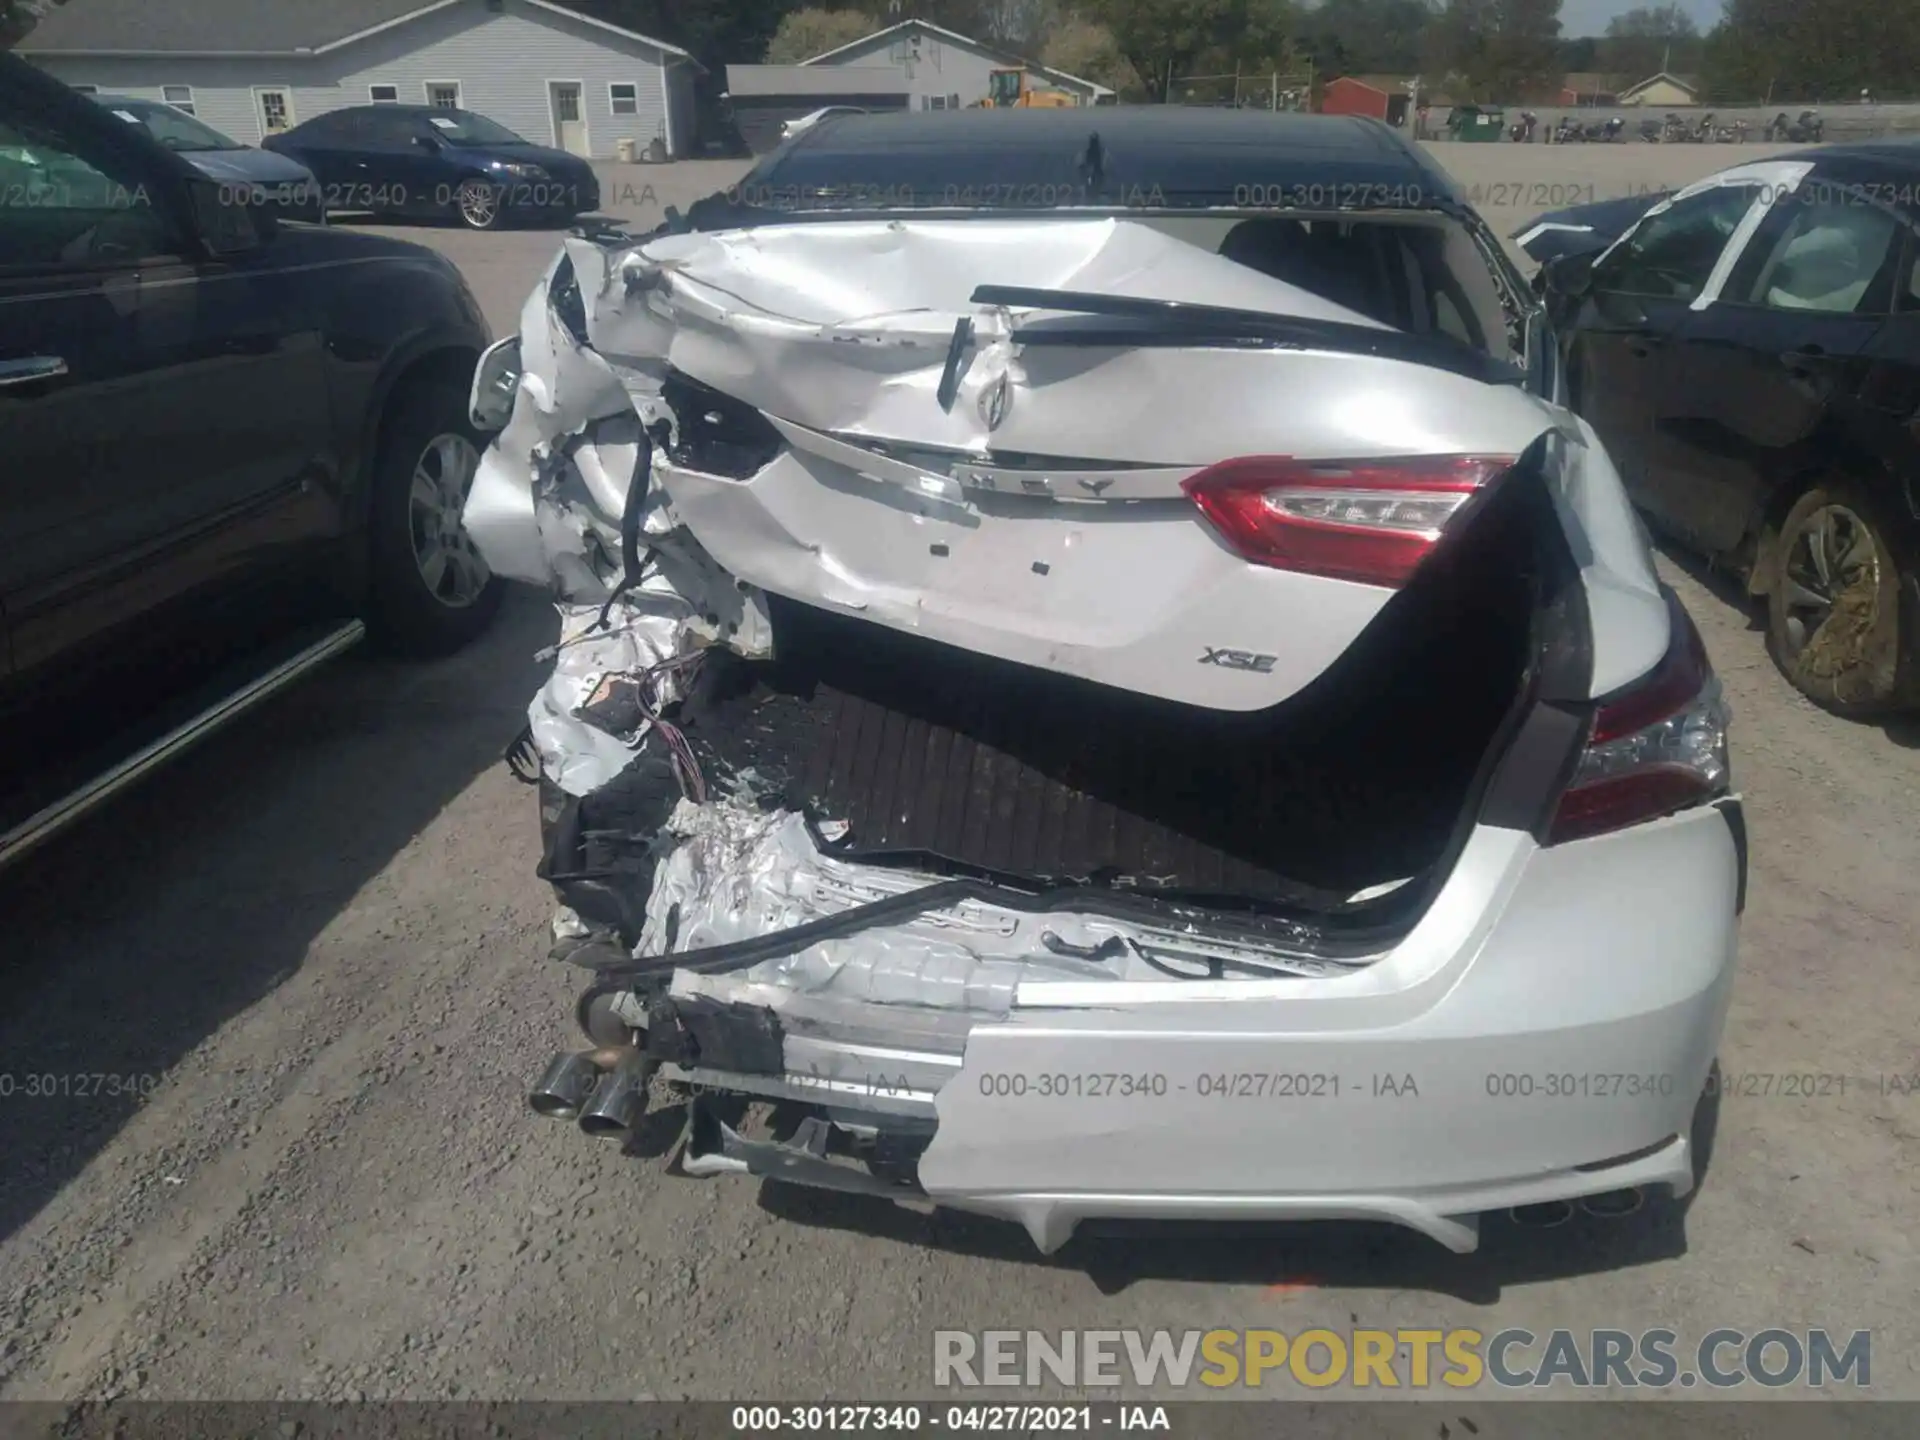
left=20, top=0, right=458, bottom=54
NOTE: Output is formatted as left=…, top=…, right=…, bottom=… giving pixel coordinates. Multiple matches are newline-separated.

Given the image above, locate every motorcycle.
left=1509, top=110, right=1537, bottom=142
left=1598, top=116, right=1625, bottom=141
left=1639, top=116, right=1664, bottom=142
left=1552, top=115, right=1582, bottom=143
left=1770, top=109, right=1824, bottom=142
left=1689, top=112, right=1718, bottom=143
left=1661, top=112, right=1690, bottom=143
left=1713, top=118, right=1748, bottom=143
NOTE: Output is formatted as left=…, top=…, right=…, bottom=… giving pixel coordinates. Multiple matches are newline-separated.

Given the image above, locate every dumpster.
left=1447, top=104, right=1506, bottom=141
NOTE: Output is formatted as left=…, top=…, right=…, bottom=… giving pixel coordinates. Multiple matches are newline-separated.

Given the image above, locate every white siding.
left=28, top=1, right=684, bottom=157
left=813, top=31, right=1095, bottom=109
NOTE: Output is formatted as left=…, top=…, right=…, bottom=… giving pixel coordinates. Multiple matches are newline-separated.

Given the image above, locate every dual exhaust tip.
left=529, top=1048, right=652, bottom=1138
left=1509, top=1189, right=1645, bottom=1229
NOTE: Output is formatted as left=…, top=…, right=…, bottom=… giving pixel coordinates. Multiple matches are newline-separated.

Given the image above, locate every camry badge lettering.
left=1199, top=647, right=1278, bottom=674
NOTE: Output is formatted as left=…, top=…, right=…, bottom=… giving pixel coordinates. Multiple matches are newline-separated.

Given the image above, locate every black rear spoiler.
left=969, top=284, right=1524, bottom=387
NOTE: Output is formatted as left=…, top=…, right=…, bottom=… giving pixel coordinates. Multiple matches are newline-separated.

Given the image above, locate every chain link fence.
left=1168, top=71, right=1317, bottom=111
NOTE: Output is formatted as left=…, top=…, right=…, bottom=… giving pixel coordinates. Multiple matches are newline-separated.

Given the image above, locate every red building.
left=1318, top=75, right=1412, bottom=125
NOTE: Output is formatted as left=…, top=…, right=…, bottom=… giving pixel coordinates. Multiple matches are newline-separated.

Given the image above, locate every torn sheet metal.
left=637, top=797, right=1355, bottom=1006
left=529, top=600, right=701, bottom=796
left=468, top=216, right=1560, bottom=711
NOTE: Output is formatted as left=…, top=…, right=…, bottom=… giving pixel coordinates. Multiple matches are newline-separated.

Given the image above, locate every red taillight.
left=1549, top=598, right=1732, bottom=844
left=1182, top=454, right=1515, bottom=588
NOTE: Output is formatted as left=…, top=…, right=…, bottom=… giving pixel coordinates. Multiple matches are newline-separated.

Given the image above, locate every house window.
left=368, top=84, right=399, bottom=103
left=255, top=87, right=293, bottom=134
left=162, top=84, right=195, bottom=115
left=425, top=81, right=462, bottom=109
left=609, top=82, right=638, bottom=115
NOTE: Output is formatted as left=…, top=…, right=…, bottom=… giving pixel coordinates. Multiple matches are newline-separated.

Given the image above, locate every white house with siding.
left=18, top=0, right=700, bottom=159
left=801, top=19, right=1114, bottom=110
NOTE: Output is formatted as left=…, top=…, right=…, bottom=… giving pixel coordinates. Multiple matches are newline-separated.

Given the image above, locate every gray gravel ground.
left=0, top=141, right=1916, bottom=1409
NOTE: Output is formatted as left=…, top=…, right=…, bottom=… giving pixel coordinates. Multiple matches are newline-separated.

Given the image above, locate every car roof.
left=319, top=103, right=464, bottom=117
left=1802, top=136, right=1920, bottom=165
left=1740, top=140, right=1920, bottom=212
left=750, top=107, right=1462, bottom=210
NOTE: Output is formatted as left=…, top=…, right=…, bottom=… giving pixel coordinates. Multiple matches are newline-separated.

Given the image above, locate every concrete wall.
left=29, top=0, right=694, bottom=157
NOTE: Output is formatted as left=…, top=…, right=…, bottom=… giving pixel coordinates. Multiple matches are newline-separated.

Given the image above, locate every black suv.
left=0, top=57, right=500, bottom=865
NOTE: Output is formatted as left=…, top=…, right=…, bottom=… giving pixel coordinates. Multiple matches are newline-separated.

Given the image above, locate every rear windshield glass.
left=426, top=111, right=530, bottom=146
left=106, top=101, right=244, bottom=153
left=743, top=113, right=1452, bottom=213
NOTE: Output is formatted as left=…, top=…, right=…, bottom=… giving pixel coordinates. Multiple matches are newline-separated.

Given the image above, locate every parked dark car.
left=0, top=57, right=500, bottom=867
left=1536, top=147, right=1920, bottom=714
left=263, top=104, right=600, bottom=231
left=93, top=94, right=325, bottom=224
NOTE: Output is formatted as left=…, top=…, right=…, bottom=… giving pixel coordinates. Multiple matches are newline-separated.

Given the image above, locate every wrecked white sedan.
left=466, top=109, right=1743, bottom=1255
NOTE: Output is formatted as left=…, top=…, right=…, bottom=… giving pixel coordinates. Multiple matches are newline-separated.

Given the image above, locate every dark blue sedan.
left=94, top=95, right=324, bottom=223
left=264, top=104, right=600, bottom=231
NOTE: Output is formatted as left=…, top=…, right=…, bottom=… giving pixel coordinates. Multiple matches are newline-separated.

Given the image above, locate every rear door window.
left=1735, top=195, right=1902, bottom=314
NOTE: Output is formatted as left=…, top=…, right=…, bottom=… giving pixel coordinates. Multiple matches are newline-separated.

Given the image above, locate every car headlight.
left=491, top=161, right=548, bottom=180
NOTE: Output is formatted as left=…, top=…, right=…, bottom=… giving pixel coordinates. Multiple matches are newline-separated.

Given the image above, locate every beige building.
left=1617, top=72, right=1703, bottom=107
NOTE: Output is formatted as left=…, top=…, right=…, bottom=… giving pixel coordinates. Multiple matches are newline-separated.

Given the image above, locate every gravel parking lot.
left=1, top=140, right=1916, bottom=1411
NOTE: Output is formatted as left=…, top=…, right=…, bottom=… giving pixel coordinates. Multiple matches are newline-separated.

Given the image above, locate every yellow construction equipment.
left=977, top=68, right=1077, bottom=108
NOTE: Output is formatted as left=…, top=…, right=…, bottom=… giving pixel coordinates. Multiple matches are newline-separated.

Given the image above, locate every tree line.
left=592, top=0, right=1920, bottom=107
left=7, top=0, right=1915, bottom=107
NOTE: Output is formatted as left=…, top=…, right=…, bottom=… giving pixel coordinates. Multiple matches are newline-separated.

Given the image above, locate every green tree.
left=1041, top=14, right=1143, bottom=91
left=1428, top=0, right=1561, bottom=102
left=575, top=1, right=802, bottom=68
left=1296, top=0, right=1437, bottom=76
left=835, top=0, right=1041, bottom=45
left=1075, top=0, right=1296, bottom=100
left=1556, top=35, right=1597, bottom=69
left=1704, top=0, right=1920, bottom=103
left=1, top=0, right=64, bottom=49
left=765, top=7, right=877, bottom=62
left=1600, top=3, right=1700, bottom=81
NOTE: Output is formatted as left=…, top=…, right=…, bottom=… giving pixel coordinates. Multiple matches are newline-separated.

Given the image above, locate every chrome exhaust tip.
left=529, top=1051, right=602, bottom=1119
left=1580, top=1187, right=1645, bottom=1219
left=1509, top=1199, right=1575, bottom=1229
left=579, top=1056, right=653, bottom=1139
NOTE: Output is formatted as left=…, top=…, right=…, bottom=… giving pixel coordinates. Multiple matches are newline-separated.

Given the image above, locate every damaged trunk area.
left=482, top=214, right=1583, bottom=1203
left=539, top=456, right=1547, bottom=954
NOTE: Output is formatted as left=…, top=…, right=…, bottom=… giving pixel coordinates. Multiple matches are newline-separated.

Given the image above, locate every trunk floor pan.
left=672, top=597, right=1503, bottom=907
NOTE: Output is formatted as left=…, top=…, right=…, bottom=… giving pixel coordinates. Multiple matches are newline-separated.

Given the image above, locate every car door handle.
left=1781, top=344, right=1827, bottom=372
left=0, top=355, right=69, bottom=388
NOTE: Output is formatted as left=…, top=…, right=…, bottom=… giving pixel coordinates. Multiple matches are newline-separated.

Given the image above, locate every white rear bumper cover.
left=695, top=803, right=1739, bottom=1253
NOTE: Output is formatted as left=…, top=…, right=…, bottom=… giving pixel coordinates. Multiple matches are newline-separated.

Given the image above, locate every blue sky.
left=1561, top=0, right=1724, bottom=38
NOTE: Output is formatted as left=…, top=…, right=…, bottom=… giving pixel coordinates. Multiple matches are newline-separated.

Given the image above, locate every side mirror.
left=184, top=176, right=268, bottom=256
left=1542, top=250, right=1595, bottom=299
left=415, top=132, right=442, bottom=152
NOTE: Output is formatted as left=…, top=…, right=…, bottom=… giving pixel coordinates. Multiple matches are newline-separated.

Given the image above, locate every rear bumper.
left=635, top=802, right=1742, bottom=1252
